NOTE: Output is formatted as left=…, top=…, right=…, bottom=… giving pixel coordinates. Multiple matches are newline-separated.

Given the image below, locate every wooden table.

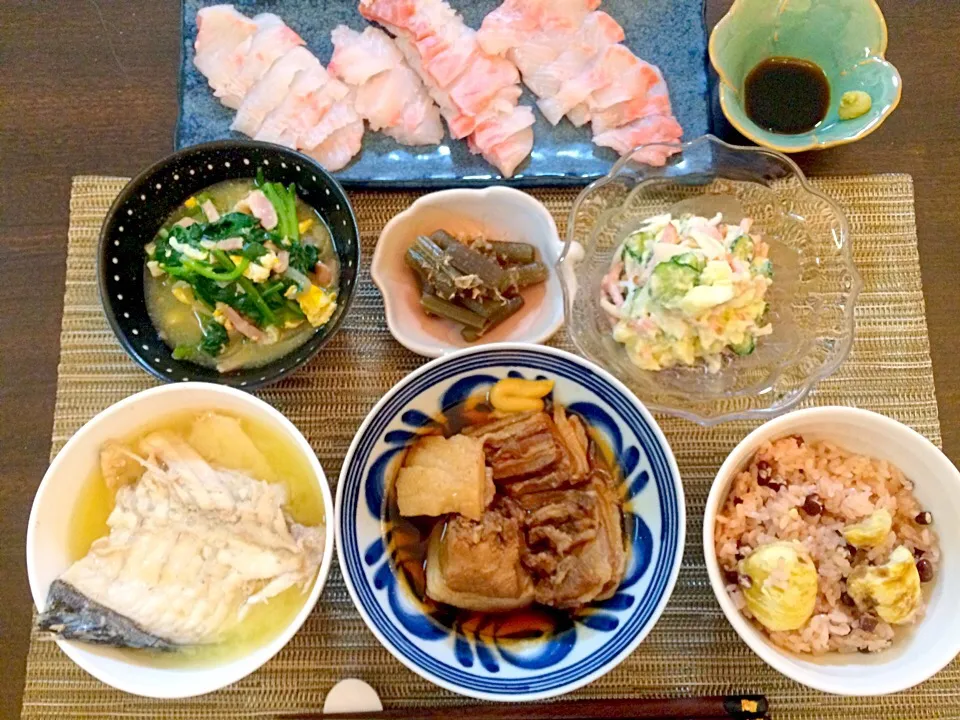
left=1, top=1, right=957, bottom=716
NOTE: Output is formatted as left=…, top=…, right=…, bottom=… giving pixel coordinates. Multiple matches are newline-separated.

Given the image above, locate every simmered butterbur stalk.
left=502, top=262, right=548, bottom=291
left=420, top=293, right=487, bottom=329
left=442, top=239, right=505, bottom=289
left=405, top=246, right=458, bottom=300
left=461, top=296, right=524, bottom=341
left=406, top=228, right=548, bottom=341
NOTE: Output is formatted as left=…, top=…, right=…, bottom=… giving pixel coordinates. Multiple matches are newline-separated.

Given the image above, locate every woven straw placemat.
left=21, top=175, right=949, bottom=719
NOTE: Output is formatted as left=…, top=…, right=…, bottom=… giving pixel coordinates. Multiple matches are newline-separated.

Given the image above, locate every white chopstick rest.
left=323, top=679, right=383, bottom=715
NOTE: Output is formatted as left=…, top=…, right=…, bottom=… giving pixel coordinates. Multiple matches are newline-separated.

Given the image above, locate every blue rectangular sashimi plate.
left=177, top=0, right=710, bottom=188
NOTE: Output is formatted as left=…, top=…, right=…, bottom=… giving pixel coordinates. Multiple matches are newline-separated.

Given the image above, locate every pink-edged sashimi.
left=231, top=47, right=320, bottom=136
left=471, top=126, right=534, bottom=178
left=383, top=99, right=445, bottom=146
left=303, top=119, right=365, bottom=171
left=329, top=25, right=400, bottom=86
left=216, top=14, right=305, bottom=109
left=592, top=113, right=683, bottom=165
left=360, top=0, right=533, bottom=176
left=478, top=0, right=600, bottom=56
left=537, top=42, right=639, bottom=126
left=330, top=25, right=444, bottom=146
left=194, top=5, right=258, bottom=98
left=254, top=66, right=339, bottom=147
left=301, top=94, right=361, bottom=151
left=471, top=105, right=535, bottom=150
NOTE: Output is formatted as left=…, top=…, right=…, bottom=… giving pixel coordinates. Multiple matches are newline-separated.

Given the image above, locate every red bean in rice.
left=715, top=435, right=939, bottom=654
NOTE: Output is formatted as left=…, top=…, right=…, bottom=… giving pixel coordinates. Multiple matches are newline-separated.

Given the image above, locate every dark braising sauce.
left=744, top=56, right=830, bottom=134
left=383, top=395, right=630, bottom=643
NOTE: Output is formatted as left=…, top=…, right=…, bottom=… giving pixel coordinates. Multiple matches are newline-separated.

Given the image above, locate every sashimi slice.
left=354, top=72, right=406, bottom=130
left=217, top=14, right=306, bottom=109
left=509, top=40, right=563, bottom=86
left=448, top=54, right=520, bottom=117
left=587, top=47, right=663, bottom=111
left=254, top=66, right=339, bottom=147
left=194, top=5, right=258, bottom=96
left=478, top=0, right=684, bottom=161
left=301, top=95, right=361, bottom=150
left=567, top=102, right=591, bottom=127
left=472, top=106, right=535, bottom=150
left=329, top=26, right=444, bottom=147
left=329, top=25, right=400, bottom=85
left=473, top=126, right=534, bottom=178
left=231, top=47, right=320, bottom=136
left=304, top=120, right=365, bottom=171
left=414, top=31, right=478, bottom=89
left=590, top=87, right=673, bottom=135
left=384, top=107, right=445, bottom=146
left=592, top=114, right=683, bottom=166
left=361, top=0, right=533, bottom=175
left=537, top=43, right=637, bottom=126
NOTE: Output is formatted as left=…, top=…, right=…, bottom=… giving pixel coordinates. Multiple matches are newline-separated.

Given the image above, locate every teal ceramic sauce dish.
left=710, top=0, right=901, bottom=152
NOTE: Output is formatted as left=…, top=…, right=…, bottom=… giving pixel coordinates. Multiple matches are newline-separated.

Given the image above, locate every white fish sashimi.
left=231, top=46, right=320, bottom=136
left=329, top=25, right=401, bottom=86
left=254, top=66, right=338, bottom=147
left=301, top=94, right=361, bottom=151
left=330, top=26, right=444, bottom=146
left=192, top=6, right=365, bottom=172
left=304, top=119, right=365, bottom=171
left=216, top=13, right=306, bottom=110
left=194, top=5, right=258, bottom=96
left=592, top=114, right=684, bottom=165
left=42, top=428, right=324, bottom=647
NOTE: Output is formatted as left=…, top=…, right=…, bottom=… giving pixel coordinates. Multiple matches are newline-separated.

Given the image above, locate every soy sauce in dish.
left=744, top=57, right=830, bottom=134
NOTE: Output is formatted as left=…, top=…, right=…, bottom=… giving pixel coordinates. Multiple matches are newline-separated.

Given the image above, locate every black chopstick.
left=282, top=694, right=769, bottom=720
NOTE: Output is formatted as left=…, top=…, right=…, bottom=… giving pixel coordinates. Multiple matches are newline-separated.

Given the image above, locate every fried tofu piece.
left=396, top=435, right=494, bottom=520
left=99, top=440, right=145, bottom=492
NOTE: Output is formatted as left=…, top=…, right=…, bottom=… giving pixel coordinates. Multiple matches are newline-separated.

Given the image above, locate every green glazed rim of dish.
left=709, top=0, right=902, bottom=152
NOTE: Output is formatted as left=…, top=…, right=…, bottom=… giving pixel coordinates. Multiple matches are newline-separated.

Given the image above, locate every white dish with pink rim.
left=703, top=406, right=960, bottom=695
left=370, top=187, right=582, bottom=357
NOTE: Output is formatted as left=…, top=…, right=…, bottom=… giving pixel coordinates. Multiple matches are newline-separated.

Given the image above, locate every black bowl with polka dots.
left=98, top=140, right=360, bottom=389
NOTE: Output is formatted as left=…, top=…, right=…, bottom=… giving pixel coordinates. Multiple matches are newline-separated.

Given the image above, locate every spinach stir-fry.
left=145, top=175, right=338, bottom=369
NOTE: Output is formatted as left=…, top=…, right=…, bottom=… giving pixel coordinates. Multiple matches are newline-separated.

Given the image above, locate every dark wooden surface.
left=1, top=1, right=957, bottom=717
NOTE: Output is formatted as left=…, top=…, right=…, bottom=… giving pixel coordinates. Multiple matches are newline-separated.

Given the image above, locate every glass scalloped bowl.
left=560, top=135, right=861, bottom=425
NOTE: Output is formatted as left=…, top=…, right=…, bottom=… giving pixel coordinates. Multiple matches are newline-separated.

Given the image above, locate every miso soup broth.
left=144, top=178, right=340, bottom=373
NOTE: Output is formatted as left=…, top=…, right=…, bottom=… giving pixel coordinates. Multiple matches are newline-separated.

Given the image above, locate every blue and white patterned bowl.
left=335, top=343, right=685, bottom=701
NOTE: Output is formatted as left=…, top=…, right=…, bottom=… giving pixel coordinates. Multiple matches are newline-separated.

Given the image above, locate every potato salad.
left=601, top=212, right=773, bottom=372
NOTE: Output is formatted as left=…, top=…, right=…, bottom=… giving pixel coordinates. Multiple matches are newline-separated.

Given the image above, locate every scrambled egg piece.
left=739, top=541, right=818, bottom=632
left=212, top=306, right=233, bottom=332
left=171, top=283, right=194, bottom=306
left=298, top=285, right=337, bottom=327
left=240, top=252, right=280, bottom=283
left=184, top=196, right=198, bottom=209
left=843, top=509, right=893, bottom=549
left=847, top=546, right=921, bottom=624
left=298, top=218, right=314, bottom=235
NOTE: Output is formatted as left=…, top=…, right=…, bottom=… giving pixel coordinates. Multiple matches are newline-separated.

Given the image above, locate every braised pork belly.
left=394, top=398, right=627, bottom=615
